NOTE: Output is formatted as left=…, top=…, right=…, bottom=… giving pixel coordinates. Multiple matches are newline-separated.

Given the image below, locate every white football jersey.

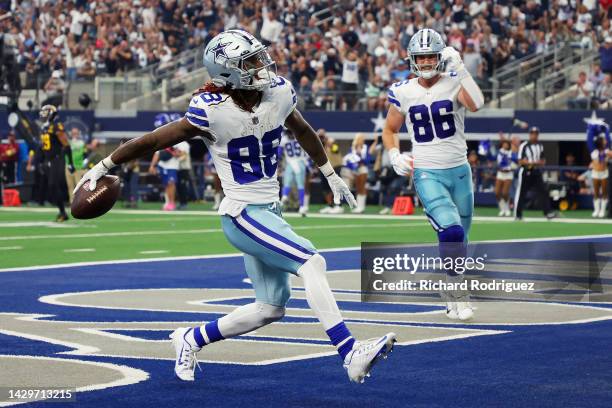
left=185, top=76, right=297, bottom=216
left=388, top=75, right=467, bottom=169
left=280, top=132, right=308, bottom=171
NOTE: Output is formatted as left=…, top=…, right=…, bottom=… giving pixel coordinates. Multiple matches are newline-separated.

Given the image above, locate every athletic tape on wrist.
left=318, top=161, right=335, bottom=178
left=101, top=156, right=116, bottom=170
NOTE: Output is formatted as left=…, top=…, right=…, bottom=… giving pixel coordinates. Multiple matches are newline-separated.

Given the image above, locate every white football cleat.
left=329, top=206, right=344, bottom=214
left=298, top=206, right=308, bottom=216
left=446, top=301, right=474, bottom=321
left=319, top=206, right=332, bottom=214
left=343, top=332, right=396, bottom=383
left=170, top=327, right=201, bottom=381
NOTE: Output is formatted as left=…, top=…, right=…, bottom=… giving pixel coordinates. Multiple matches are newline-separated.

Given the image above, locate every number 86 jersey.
left=184, top=76, right=297, bottom=216
left=387, top=75, right=467, bottom=169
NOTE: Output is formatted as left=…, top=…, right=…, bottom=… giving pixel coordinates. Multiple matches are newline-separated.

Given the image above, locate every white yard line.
left=2, top=206, right=610, bottom=224
left=139, top=250, right=169, bottom=254
left=0, top=223, right=421, bottom=242
left=0, top=246, right=22, bottom=251
left=0, top=221, right=78, bottom=228
left=63, top=248, right=96, bottom=253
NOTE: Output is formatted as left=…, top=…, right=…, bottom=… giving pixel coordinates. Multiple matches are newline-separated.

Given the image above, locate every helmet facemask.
left=228, top=48, right=277, bottom=91
left=409, top=52, right=442, bottom=79
left=39, top=105, right=57, bottom=123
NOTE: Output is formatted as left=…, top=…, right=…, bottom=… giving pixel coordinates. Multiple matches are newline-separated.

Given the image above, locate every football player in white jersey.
left=279, top=129, right=309, bottom=215
left=76, top=29, right=396, bottom=383
left=382, top=28, right=485, bottom=321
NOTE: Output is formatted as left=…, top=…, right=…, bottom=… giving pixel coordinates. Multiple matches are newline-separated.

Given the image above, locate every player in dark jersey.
left=37, top=105, right=75, bottom=222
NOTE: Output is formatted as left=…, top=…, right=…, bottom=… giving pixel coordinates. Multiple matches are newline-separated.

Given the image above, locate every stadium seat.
left=2, top=189, right=21, bottom=207
left=391, top=196, right=413, bottom=215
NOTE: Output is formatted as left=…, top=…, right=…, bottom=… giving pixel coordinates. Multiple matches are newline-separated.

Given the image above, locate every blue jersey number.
left=284, top=141, right=302, bottom=158
left=269, top=77, right=286, bottom=88
left=228, top=126, right=283, bottom=184
left=200, top=92, right=223, bottom=103
left=408, top=100, right=456, bottom=143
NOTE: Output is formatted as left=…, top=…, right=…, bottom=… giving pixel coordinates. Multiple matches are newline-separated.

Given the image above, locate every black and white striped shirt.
left=518, top=141, right=544, bottom=164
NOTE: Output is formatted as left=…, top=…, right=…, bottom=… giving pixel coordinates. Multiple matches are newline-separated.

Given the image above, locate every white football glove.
left=389, top=148, right=414, bottom=176
left=73, top=156, right=115, bottom=193
left=441, top=46, right=464, bottom=73
left=319, top=162, right=357, bottom=208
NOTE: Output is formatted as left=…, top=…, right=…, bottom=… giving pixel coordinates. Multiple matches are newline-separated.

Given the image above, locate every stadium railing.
left=489, top=44, right=597, bottom=109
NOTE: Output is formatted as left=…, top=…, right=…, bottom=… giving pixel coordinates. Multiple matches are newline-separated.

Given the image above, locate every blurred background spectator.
left=1, top=0, right=609, bottom=110
left=0, top=131, right=19, bottom=185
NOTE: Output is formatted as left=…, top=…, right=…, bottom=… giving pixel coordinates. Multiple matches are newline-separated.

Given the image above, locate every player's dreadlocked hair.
left=193, top=82, right=228, bottom=95
left=192, top=82, right=258, bottom=113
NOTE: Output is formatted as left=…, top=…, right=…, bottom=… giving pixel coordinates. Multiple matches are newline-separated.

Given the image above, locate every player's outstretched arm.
left=441, top=47, right=484, bottom=112
left=285, top=109, right=357, bottom=208
left=75, top=118, right=205, bottom=191
left=383, top=105, right=412, bottom=176
left=57, top=126, right=75, bottom=173
left=284, top=109, right=327, bottom=166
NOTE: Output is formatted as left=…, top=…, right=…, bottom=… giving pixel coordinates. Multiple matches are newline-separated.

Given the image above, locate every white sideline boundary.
left=2, top=206, right=612, bottom=224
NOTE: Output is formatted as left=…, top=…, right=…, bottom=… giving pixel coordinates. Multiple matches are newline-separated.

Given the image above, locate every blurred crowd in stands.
left=2, top=0, right=612, bottom=110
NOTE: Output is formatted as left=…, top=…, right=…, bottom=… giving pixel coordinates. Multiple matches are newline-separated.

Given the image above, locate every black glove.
left=67, top=164, right=75, bottom=174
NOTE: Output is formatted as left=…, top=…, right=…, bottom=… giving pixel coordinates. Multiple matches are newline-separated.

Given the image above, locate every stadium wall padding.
left=1, top=110, right=609, bottom=142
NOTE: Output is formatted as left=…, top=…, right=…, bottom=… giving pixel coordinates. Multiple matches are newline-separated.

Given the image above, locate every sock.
left=297, top=254, right=354, bottom=359
left=438, top=225, right=466, bottom=276
left=304, top=194, right=310, bottom=208
left=282, top=186, right=291, bottom=199
left=504, top=200, right=511, bottom=213
left=191, top=320, right=225, bottom=348
left=356, top=194, right=366, bottom=209
left=189, top=303, right=285, bottom=348
left=298, top=189, right=305, bottom=206
left=57, top=200, right=66, bottom=216
left=601, top=199, right=608, bottom=215
left=217, top=302, right=284, bottom=338
left=498, top=199, right=505, bottom=212
left=214, top=192, right=221, bottom=206
left=326, top=322, right=356, bottom=360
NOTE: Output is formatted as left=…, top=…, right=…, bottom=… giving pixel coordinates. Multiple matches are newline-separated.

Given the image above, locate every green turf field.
left=1, top=203, right=611, bottom=269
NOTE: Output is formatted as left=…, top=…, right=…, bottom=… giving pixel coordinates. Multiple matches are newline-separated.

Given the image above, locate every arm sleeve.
left=63, top=145, right=74, bottom=167
left=184, top=95, right=211, bottom=133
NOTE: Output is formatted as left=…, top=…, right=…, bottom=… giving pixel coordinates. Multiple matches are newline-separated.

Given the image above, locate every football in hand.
left=71, top=175, right=121, bottom=219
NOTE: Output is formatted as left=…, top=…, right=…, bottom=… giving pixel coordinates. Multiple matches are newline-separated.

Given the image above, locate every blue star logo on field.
left=370, top=112, right=386, bottom=132
left=209, top=41, right=231, bottom=61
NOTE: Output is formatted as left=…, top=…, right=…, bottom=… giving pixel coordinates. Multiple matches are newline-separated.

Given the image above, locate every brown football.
left=71, top=175, right=121, bottom=219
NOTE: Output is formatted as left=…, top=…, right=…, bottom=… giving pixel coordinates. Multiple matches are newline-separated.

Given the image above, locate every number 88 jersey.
left=387, top=75, right=467, bottom=169
left=185, top=76, right=297, bottom=216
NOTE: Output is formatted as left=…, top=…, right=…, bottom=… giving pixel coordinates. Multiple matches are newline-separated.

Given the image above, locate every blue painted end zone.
left=0, top=248, right=611, bottom=407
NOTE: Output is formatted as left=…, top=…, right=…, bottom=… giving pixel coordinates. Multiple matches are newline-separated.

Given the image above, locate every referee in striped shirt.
left=513, top=127, right=556, bottom=220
